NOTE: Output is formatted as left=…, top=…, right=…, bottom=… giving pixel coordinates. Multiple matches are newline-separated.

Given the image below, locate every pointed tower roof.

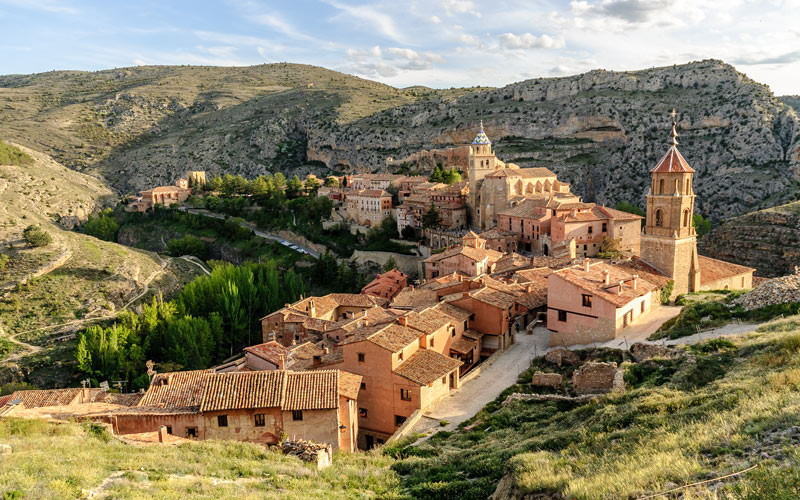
left=650, top=110, right=694, bottom=173
left=472, top=120, right=491, bottom=145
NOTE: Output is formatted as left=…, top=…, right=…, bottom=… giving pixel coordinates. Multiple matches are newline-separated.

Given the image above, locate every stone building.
left=112, top=369, right=362, bottom=452
left=126, top=172, right=197, bottom=212
left=640, top=112, right=754, bottom=296
left=344, top=189, right=392, bottom=227
left=423, top=231, right=502, bottom=280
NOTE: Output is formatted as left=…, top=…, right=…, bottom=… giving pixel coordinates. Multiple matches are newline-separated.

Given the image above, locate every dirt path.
left=179, top=255, right=211, bottom=275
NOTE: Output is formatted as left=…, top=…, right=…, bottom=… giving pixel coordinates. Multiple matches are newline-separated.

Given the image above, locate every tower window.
left=683, top=209, right=690, bottom=227
left=659, top=179, right=664, bottom=194
left=655, top=209, right=664, bottom=227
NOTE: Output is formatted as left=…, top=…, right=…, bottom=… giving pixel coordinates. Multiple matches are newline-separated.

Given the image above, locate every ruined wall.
left=572, top=362, right=624, bottom=395
left=202, top=408, right=283, bottom=444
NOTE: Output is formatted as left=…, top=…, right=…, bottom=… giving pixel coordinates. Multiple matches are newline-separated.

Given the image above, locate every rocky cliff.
left=1, top=60, right=798, bottom=221
left=314, top=60, right=800, bottom=219
left=699, top=200, right=800, bottom=277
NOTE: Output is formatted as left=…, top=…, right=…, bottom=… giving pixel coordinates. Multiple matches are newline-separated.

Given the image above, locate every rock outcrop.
left=700, top=200, right=800, bottom=277
left=733, top=269, right=800, bottom=310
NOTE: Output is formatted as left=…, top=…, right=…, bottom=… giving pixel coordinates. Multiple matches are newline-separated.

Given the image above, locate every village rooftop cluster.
left=1, top=115, right=756, bottom=455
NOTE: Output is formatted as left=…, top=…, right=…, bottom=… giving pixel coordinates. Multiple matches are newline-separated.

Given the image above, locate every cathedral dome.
left=472, top=121, right=491, bottom=145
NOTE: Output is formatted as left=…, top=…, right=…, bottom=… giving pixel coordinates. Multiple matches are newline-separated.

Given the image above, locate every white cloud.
left=498, top=33, right=565, bottom=50
left=0, top=0, right=78, bottom=15
left=326, top=1, right=405, bottom=43
left=441, top=0, right=481, bottom=17
left=252, top=13, right=315, bottom=41
left=430, top=15, right=441, bottom=24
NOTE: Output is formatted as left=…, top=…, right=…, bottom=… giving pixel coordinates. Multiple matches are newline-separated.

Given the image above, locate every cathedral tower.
left=468, top=121, right=497, bottom=225
left=640, top=110, right=701, bottom=295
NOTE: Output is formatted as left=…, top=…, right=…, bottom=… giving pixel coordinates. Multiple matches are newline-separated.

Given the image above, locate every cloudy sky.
left=1, top=0, right=798, bottom=94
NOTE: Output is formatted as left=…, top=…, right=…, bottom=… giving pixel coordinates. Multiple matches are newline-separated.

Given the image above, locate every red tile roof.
left=394, top=349, right=462, bottom=385
left=341, top=323, right=421, bottom=352
left=139, top=369, right=213, bottom=409
left=552, top=260, right=660, bottom=308
left=361, top=269, right=407, bottom=299
left=7, top=388, right=83, bottom=409
left=698, top=255, right=755, bottom=285
left=244, top=341, right=289, bottom=366
left=650, top=146, right=695, bottom=173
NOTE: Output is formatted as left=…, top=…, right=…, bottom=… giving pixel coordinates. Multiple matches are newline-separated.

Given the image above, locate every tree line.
left=75, top=260, right=305, bottom=389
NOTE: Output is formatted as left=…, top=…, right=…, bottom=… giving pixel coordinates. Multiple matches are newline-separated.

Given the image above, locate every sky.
left=0, top=0, right=799, bottom=95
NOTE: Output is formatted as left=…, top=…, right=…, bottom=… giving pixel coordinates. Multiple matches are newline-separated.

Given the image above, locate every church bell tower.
left=468, top=121, right=496, bottom=228
left=640, top=110, right=701, bottom=295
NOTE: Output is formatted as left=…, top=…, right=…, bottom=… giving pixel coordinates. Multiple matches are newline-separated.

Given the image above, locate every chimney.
left=398, top=316, right=407, bottom=326
left=602, top=269, right=610, bottom=285
left=312, top=355, right=322, bottom=367
left=277, top=353, right=285, bottom=370
left=309, top=298, right=315, bottom=317
left=583, top=259, right=590, bottom=272
left=618, top=280, right=624, bottom=295
left=323, top=347, right=330, bottom=355
left=158, top=425, right=168, bottom=443
left=632, top=274, right=639, bottom=290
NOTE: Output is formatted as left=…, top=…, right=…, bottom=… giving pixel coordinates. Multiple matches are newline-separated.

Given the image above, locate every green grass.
left=387, top=326, right=800, bottom=499
left=0, top=141, right=33, bottom=167
left=0, top=419, right=404, bottom=500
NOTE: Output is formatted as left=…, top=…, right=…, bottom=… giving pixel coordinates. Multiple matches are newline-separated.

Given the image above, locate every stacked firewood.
left=280, top=438, right=332, bottom=463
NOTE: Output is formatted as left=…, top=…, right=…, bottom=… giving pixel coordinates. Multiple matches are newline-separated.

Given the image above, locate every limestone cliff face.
left=699, top=201, right=800, bottom=278
left=309, top=60, right=800, bottom=220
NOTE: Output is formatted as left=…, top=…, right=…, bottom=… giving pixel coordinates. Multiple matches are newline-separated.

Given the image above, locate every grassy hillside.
left=0, top=419, right=402, bottom=500
left=3, top=323, right=800, bottom=498
left=780, top=95, right=800, bottom=112
left=0, top=141, right=32, bottom=166
left=388, top=321, right=800, bottom=499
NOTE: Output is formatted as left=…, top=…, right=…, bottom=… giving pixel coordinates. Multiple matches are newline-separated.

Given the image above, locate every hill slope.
left=0, top=61, right=797, bottom=220
left=0, top=144, right=202, bottom=387
left=699, top=199, right=800, bottom=277
left=0, top=64, right=477, bottom=193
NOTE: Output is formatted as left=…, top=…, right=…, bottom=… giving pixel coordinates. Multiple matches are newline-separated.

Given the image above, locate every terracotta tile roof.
left=435, top=302, right=472, bottom=322
left=424, top=244, right=503, bottom=264
left=150, top=186, right=189, bottom=193
left=463, top=329, right=485, bottom=340
left=244, top=341, right=289, bottom=366
left=485, top=168, right=557, bottom=179
left=0, top=395, right=12, bottom=407
left=552, top=260, right=659, bottom=308
left=283, top=371, right=340, bottom=411
left=391, top=288, right=439, bottom=309
left=405, top=308, right=451, bottom=334
left=337, top=371, right=362, bottom=401
left=698, top=255, right=755, bottom=285
left=492, top=253, right=531, bottom=274
left=8, top=388, right=83, bottom=409
left=470, top=287, right=517, bottom=309
left=341, top=323, right=420, bottom=352
left=394, top=349, right=462, bottom=385
left=113, top=406, right=200, bottom=416
left=650, top=146, right=695, bottom=173
left=614, top=257, right=672, bottom=289
left=450, top=337, right=477, bottom=355
left=139, top=369, right=213, bottom=409
left=88, top=392, right=143, bottom=406
left=200, top=371, right=284, bottom=412
left=361, top=269, right=407, bottom=298
left=513, top=267, right=554, bottom=282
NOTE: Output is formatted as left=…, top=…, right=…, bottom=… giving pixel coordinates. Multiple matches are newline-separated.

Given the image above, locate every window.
left=430, top=337, right=435, bottom=348
left=395, top=415, right=407, bottom=427
left=398, top=351, right=403, bottom=361
left=641, top=301, right=646, bottom=314
left=558, top=310, right=567, bottom=322
left=655, top=209, right=664, bottom=227
left=357, top=352, right=365, bottom=362
left=442, top=376, right=446, bottom=384
left=659, top=178, right=665, bottom=194
left=292, top=410, right=304, bottom=421
left=588, top=226, right=593, bottom=234
left=217, top=415, right=228, bottom=427
left=359, top=408, right=368, bottom=418
left=254, top=413, right=265, bottom=427
left=400, top=388, right=411, bottom=401
left=683, top=209, right=690, bottom=227
left=166, top=426, right=172, bottom=435
left=186, top=427, right=197, bottom=438
left=360, top=382, right=366, bottom=390
left=583, top=244, right=587, bottom=251
left=582, top=294, right=593, bottom=308
left=602, top=223, right=607, bottom=232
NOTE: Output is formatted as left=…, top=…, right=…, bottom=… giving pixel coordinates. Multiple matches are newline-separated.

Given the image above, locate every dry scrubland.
left=2, top=321, right=800, bottom=499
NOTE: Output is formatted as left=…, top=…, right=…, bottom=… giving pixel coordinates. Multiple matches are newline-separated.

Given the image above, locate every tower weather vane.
left=670, top=108, right=679, bottom=146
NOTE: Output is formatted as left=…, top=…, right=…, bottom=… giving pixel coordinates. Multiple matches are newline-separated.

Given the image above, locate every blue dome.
left=472, top=123, right=491, bottom=145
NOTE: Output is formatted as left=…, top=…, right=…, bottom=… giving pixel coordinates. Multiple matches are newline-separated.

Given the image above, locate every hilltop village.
left=1, top=115, right=757, bottom=454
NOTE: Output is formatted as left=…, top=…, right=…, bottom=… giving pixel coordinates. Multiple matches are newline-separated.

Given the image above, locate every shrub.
left=0, top=254, right=9, bottom=270
left=83, top=208, right=120, bottom=241
left=0, top=141, right=33, bottom=166
left=660, top=280, right=674, bottom=304
left=167, top=235, right=207, bottom=259
left=22, top=225, right=52, bottom=247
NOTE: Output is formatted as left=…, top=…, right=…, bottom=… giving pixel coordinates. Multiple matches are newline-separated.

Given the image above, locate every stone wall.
left=530, top=372, right=563, bottom=388
left=351, top=250, right=422, bottom=279
left=572, top=362, right=625, bottom=395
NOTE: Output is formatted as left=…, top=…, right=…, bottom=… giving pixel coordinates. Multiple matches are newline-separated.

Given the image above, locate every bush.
left=0, top=141, right=33, bottom=166
left=22, top=225, right=52, bottom=247
left=660, top=280, right=674, bottom=304
left=83, top=208, right=120, bottom=241
left=0, top=254, right=9, bottom=270
left=167, top=235, right=207, bottom=259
